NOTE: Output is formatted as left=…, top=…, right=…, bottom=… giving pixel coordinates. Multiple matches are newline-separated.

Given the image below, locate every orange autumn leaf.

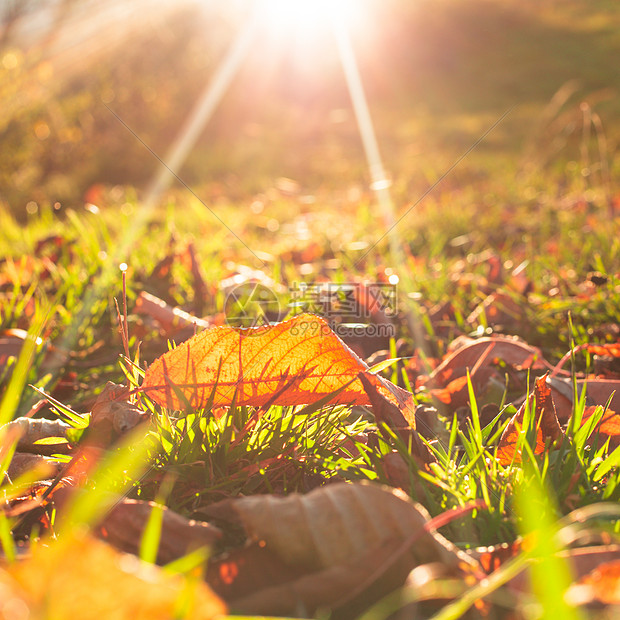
left=583, top=405, right=620, bottom=450
left=142, top=313, right=415, bottom=425
left=586, top=343, right=620, bottom=358
left=428, top=367, right=495, bottom=410
left=497, top=373, right=564, bottom=466
left=429, top=335, right=549, bottom=384
left=2, top=531, right=226, bottom=619
left=568, top=559, right=620, bottom=605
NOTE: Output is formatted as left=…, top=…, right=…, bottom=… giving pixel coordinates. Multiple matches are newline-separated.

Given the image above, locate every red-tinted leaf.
left=429, top=336, right=549, bottom=386
left=428, top=367, right=495, bottom=410
left=587, top=343, right=620, bottom=358
left=567, top=559, right=620, bottom=605
left=497, top=374, right=564, bottom=466
left=358, top=373, right=434, bottom=465
left=583, top=406, right=620, bottom=450
left=97, top=499, right=221, bottom=564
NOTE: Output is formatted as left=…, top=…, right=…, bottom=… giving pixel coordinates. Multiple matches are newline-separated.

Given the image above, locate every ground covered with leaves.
left=2, top=0, right=620, bottom=618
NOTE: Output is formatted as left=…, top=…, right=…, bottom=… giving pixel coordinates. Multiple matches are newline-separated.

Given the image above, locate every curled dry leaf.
left=229, top=537, right=412, bottom=617
left=85, top=382, right=150, bottom=447
left=582, top=406, right=620, bottom=450
left=5, top=453, right=62, bottom=481
left=497, top=373, right=564, bottom=466
left=566, top=558, right=620, bottom=606
left=97, top=498, right=222, bottom=564
left=428, top=367, right=496, bottom=411
left=466, top=290, right=527, bottom=329
left=1, top=417, right=72, bottom=453
left=0, top=531, right=226, bottom=620
left=0, top=328, right=30, bottom=367
left=422, top=335, right=550, bottom=412
left=468, top=541, right=521, bottom=574
left=577, top=379, right=620, bottom=414
left=508, top=545, right=620, bottom=596
left=135, top=290, right=212, bottom=333
left=432, top=335, right=548, bottom=376
left=358, top=373, right=434, bottom=465
left=204, top=481, right=477, bottom=615
left=142, top=313, right=416, bottom=425
left=586, top=343, right=620, bottom=358
left=546, top=376, right=620, bottom=446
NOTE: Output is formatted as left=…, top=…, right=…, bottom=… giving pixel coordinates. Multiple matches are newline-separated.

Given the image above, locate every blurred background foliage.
left=1, top=0, right=619, bottom=217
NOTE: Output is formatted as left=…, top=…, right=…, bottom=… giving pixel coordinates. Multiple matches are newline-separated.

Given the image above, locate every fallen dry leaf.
left=578, top=379, right=620, bottom=413
left=586, top=343, right=620, bottom=358
left=358, top=373, right=434, bottom=465
left=0, top=531, right=226, bottom=620
left=203, top=481, right=477, bottom=615
left=0, top=328, right=30, bottom=367
left=466, top=290, right=527, bottom=329
left=469, top=541, right=521, bottom=574
left=98, top=498, right=222, bottom=564
left=135, top=290, right=212, bottom=333
left=497, top=373, right=565, bottom=466
left=547, top=376, right=620, bottom=441
left=2, top=417, right=72, bottom=453
left=428, top=367, right=496, bottom=411
left=422, top=335, right=551, bottom=413
left=228, top=537, right=412, bottom=616
left=5, top=453, right=62, bottom=481
left=142, top=313, right=416, bottom=426
left=89, top=382, right=149, bottom=442
left=566, top=558, right=620, bottom=606
left=582, top=405, right=620, bottom=450
left=508, top=544, right=620, bottom=596
left=429, top=335, right=549, bottom=382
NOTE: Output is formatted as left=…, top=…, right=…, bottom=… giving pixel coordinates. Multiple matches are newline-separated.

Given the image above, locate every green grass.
left=1, top=0, right=620, bottom=616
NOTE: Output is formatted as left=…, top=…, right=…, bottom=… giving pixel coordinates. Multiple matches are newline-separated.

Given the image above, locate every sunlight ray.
left=141, top=11, right=257, bottom=209
left=331, top=14, right=402, bottom=266
left=109, top=6, right=260, bottom=266
left=331, top=14, right=430, bottom=352
left=47, top=7, right=261, bottom=380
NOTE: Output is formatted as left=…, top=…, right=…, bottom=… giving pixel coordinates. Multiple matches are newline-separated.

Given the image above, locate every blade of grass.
left=0, top=302, right=53, bottom=427
left=139, top=474, right=177, bottom=564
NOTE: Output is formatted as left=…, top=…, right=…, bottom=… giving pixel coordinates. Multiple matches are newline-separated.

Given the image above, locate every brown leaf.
left=429, top=335, right=549, bottom=386
left=508, top=545, right=620, bottom=595
left=497, top=373, right=564, bottom=466
left=358, top=373, right=434, bottom=466
left=206, top=542, right=306, bottom=603
left=428, top=367, right=495, bottom=410
left=583, top=406, right=620, bottom=450
left=135, top=290, right=212, bottom=333
left=547, top=376, right=620, bottom=427
left=90, top=382, right=149, bottom=442
left=229, top=537, right=412, bottom=616
left=469, top=541, right=521, bottom=574
left=568, top=559, right=620, bottom=606
left=5, top=453, right=62, bottom=480
left=586, top=343, right=620, bottom=358
left=0, top=328, right=29, bottom=367
left=466, top=291, right=526, bottom=329
left=142, top=313, right=415, bottom=426
left=579, top=379, right=620, bottom=413
left=203, top=482, right=476, bottom=615
left=97, top=498, right=222, bottom=564
left=2, top=417, right=72, bottom=453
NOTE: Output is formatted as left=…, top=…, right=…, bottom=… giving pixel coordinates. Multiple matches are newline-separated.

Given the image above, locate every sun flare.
left=256, top=0, right=362, bottom=38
